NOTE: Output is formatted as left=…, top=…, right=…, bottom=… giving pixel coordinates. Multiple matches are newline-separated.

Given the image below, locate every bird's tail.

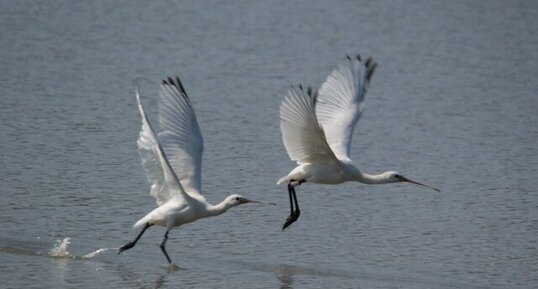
left=133, top=215, right=151, bottom=229
left=277, top=175, right=290, bottom=185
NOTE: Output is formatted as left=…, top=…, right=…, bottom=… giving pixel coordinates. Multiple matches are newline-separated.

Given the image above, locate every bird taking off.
left=118, top=77, right=274, bottom=264
left=278, top=55, right=439, bottom=230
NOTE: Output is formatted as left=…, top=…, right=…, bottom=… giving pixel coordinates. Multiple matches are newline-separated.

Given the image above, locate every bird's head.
left=385, top=171, right=440, bottom=192
left=224, top=194, right=276, bottom=208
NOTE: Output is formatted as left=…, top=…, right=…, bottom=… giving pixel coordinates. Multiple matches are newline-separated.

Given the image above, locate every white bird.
left=118, top=77, right=273, bottom=264
left=278, top=55, right=439, bottom=230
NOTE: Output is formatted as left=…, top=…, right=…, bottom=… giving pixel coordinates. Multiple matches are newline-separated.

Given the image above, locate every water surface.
left=1, top=0, right=537, bottom=288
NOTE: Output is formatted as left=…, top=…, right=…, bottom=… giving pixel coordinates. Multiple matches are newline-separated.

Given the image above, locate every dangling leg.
left=159, top=230, right=172, bottom=264
left=291, top=184, right=300, bottom=219
left=282, top=181, right=303, bottom=230
left=282, top=183, right=296, bottom=230
left=118, top=223, right=153, bottom=254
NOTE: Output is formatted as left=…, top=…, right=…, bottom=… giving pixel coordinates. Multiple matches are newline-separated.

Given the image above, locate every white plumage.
left=119, top=77, right=272, bottom=264
left=278, top=55, right=439, bottom=230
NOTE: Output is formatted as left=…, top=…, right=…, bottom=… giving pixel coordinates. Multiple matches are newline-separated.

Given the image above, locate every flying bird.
left=278, top=55, right=439, bottom=230
left=118, top=77, right=273, bottom=264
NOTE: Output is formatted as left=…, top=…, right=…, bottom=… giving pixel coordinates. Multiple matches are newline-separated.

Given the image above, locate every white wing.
left=136, top=86, right=190, bottom=206
left=280, top=85, right=338, bottom=165
left=158, top=77, right=205, bottom=199
left=315, top=55, right=377, bottom=161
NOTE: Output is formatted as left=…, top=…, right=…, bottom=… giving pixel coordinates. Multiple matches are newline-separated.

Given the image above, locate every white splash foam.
left=82, top=247, right=115, bottom=259
left=49, top=238, right=71, bottom=258
left=48, top=237, right=117, bottom=260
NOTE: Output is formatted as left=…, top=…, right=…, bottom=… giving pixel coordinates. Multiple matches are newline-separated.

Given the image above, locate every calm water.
left=1, top=0, right=537, bottom=288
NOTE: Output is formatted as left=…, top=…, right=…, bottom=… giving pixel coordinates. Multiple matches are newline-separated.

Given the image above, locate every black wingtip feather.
left=345, top=54, right=377, bottom=82
left=162, top=76, right=188, bottom=97
left=364, top=57, right=373, bottom=67
left=175, top=76, right=187, bottom=95
left=366, top=60, right=377, bottom=82
left=167, top=77, right=174, bottom=86
left=307, top=87, right=318, bottom=98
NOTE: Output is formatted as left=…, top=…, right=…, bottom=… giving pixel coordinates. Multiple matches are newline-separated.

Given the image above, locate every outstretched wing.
left=136, top=86, right=189, bottom=206
left=315, top=55, right=377, bottom=161
left=158, top=77, right=205, bottom=199
left=280, top=85, right=338, bottom=165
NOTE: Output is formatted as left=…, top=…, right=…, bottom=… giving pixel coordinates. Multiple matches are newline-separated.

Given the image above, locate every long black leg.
left=287, top=183, right=296, bottom=212
left=291, top=185, right=300, bottom=218
left=282, top=182, right=302, bottom=230
left=118, top=223, right=153, bottom=254
left=159, top=230, right=172, bottom=264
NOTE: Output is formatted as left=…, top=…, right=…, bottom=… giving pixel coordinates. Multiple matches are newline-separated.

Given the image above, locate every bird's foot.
left=282, top=210, right=300, bottom=231
left=117, top=242, right=135, bottom=254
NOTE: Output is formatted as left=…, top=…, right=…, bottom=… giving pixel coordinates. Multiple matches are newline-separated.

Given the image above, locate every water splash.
left=47, top=237, right=116, bottom=260
left=49, top=238, right=71, bottom=258
left=82, top=247, right=116, bottom=259
left=163, top=263, right=180, bottom=272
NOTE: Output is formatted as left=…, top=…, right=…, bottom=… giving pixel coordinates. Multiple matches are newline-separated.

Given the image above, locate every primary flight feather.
left=278, top=55, right=439, bottom=230
left=119, top=77, right=273, bottom=264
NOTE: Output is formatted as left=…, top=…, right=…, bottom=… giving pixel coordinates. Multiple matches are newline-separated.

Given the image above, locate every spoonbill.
left=118, top=77, right=273, bottom=264
left=278, top=55, right=439, bottom=230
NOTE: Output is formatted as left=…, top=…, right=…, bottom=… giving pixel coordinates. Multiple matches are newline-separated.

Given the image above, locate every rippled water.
left=1, top=0, right=537, bottom=288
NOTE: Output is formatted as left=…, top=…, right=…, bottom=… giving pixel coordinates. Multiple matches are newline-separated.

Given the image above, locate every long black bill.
left=239, top=197, right=276, bottom=205
left=398, top=176, right=440, bottom=192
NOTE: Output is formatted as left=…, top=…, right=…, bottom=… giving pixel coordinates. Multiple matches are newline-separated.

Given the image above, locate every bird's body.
left=132, top=193, right=243, bottom=230
left=278, top=160, right=358, bottom=185
left=118, top=77, right=270, bottom=264
left=278, top=55, right=439, bottom=230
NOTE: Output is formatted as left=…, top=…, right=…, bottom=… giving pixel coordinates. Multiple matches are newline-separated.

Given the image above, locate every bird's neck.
left=355, top=171, right=393, bottom=184
left=206, top=201, right=232, bottom=217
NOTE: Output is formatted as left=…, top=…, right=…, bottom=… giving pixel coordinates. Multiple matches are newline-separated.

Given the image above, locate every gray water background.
left=1, top=0, right=537, bottom=288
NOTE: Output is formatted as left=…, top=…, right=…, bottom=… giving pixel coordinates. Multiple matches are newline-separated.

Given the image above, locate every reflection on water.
left=243, top=261, right=355, bottom=289
left=278, top=275, right=293, bottom=289
left=275, top=264, right=295, bottom=289
left=153, top=274, right=168, bottom=289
